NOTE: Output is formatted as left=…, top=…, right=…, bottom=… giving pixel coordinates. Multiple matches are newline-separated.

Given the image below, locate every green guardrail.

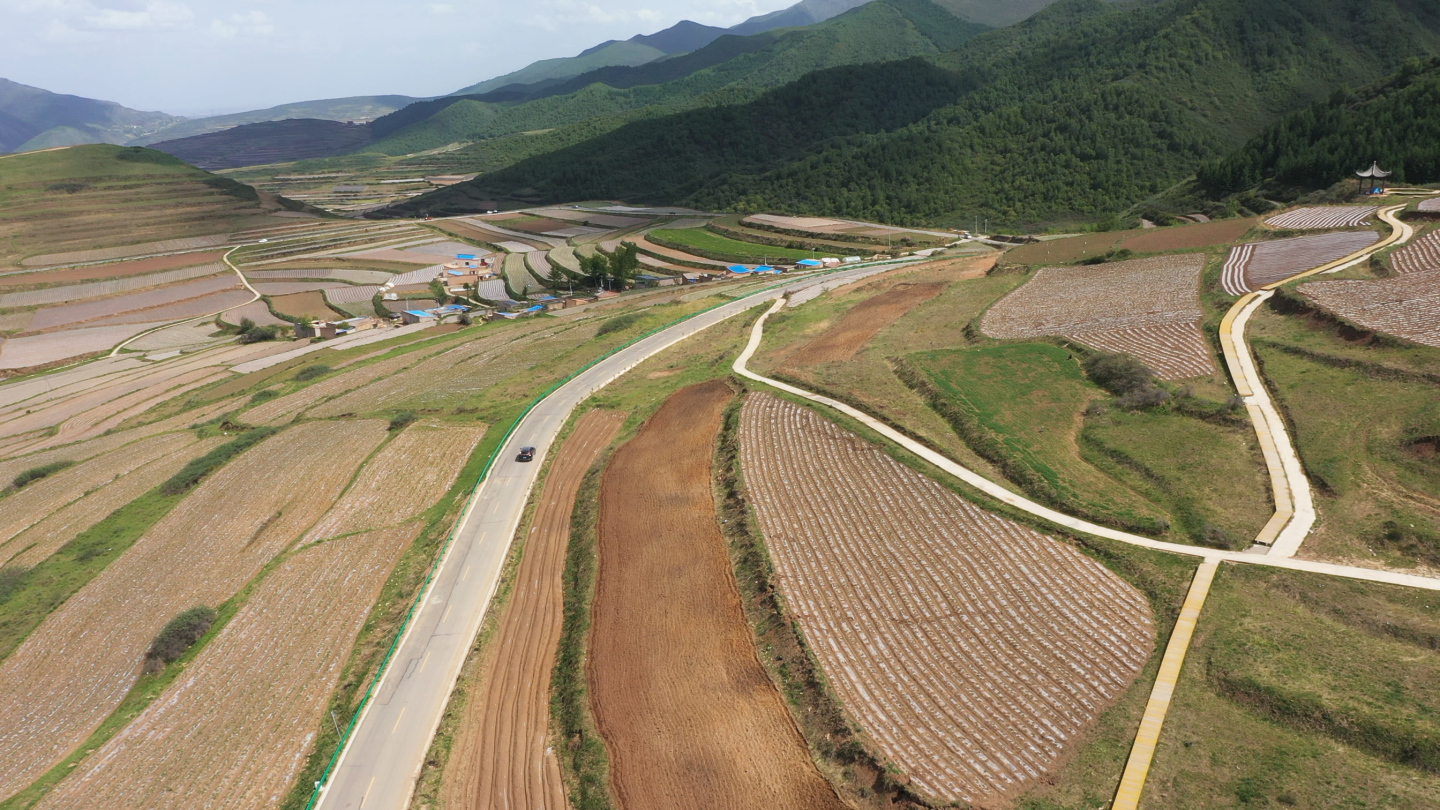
left=302, top=257, right=919, bottom=808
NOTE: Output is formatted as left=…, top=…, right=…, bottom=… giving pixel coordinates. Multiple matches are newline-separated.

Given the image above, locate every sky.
left=0, top=0, right=799, bottom=116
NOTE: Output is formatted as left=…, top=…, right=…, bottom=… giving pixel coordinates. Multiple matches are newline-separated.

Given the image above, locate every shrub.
left=11, top=460, right=76, bottom=490
left=293, top=364, right=331, bottom=382
left=160, top=426, right=279, bottom=496
left=1116, top=386, right=1171, bottom=410
left=1084, top=352, right=1156, bottom=396
left=249, top=389, right=279, bottom=405
left=389, top=411, right=417, bottom=431
left=596, top=313, right=642, bottom=336
left=238, top=323, right=281, bottom=344
left=145, top=606, right=216, bottom=672
left=0, top=566, right=25, bottom=604
left=45, top=182, right=89, bottom=194
left=114, top=146, right=183, bottom=165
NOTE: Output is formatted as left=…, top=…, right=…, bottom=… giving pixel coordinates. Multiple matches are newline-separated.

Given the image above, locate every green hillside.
left=1198, top=57, right=1440, bottom=195
left=390, top=0, right=1440, bottom=228
left=450, top=41, right=668, bottom=97
left=0, top=78, right=180, bottom=154
left=370, top=0, right=986, bottom=162
left=131, top=95, right=419, bottom=146
left=0, top=145, right=316, bottom=269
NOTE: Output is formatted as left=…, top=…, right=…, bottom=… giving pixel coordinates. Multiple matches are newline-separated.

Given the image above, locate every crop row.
left=738, top=394, right=1155, bottom=806
left=1390, top=229, right=1440, bottom=275
left=1221, top=231, right=1380, bottom=295
left=1265, top=206, right=1375, bottom=229
left=1298, top=271, right=1440, bottom=347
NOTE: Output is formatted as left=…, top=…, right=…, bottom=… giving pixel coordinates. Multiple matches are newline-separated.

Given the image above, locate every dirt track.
left=787, top=282, right=947, bottom=366
left=589, top=380, right=844, bottom=810
left=441, top=410, right=623, bottom=810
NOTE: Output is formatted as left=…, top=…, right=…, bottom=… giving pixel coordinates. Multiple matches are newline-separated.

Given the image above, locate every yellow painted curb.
left=1263, top=204, right=1409, bottom=289
left=1112, top=559, right=1220, bottom=810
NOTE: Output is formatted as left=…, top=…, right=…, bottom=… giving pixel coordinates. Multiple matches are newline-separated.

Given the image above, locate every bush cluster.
left=293, top=365, right=331, bottom=382
left=145, top=606, right=217, bottom=672
left=11, top=460, right=76, bottom=491
left=160, top=426, right=279, bottom=496
left=388, top=411, right=418, bottom=432
left=1083, top=352, right=1170, bottom=410
left=596, top=313, right=642, bottom=337
left=236, top=318, right=282, bottom=344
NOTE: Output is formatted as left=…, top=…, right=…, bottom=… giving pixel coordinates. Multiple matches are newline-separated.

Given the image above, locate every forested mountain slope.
left=390, top=0, right=1440, bottom=227
left=0, top=79, right=179, bottom=154
left=365, top=0, right=986, bottom=158
left=1198, top=57, right=1440, bottom=195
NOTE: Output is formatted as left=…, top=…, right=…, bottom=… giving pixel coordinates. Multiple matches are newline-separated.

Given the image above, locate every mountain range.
left=0, top=78, right=179, bottom=154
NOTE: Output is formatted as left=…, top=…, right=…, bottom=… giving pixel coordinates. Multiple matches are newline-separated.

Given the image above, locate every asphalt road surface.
left=316, top=263, right=913, bottom=810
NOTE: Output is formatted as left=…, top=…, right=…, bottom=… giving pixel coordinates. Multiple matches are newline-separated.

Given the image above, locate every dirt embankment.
left=441, top=410, right=623, bottom=810
left=589, top=380, right=846, bottom=810
left=787, top=282, right=948, bottom=366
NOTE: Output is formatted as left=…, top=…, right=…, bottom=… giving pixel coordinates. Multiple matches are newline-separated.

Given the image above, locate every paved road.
left=315, top=262, right=913, bottom=810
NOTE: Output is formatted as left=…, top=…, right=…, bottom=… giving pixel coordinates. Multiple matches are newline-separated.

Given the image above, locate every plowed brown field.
left=0, top=420, right=386, bottom=800
left=0, top=251, right=226, bottom=287
left=739, top=394, right=1156, bottom=807
left=786, top=282, right=947, bottom=366
left=590, top=381, right=844, bottom=810
left=34, top=523, right=419, bottom=810
left=1298, top=271, right=1440, bottom=347
left=301, top=422, right=487, bottom=544
left=442, top=410, right=623, bottom=810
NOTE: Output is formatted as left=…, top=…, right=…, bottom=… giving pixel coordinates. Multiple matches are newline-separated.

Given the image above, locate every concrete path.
left=732, top=297, right=1440, bottom=594
left=1111, top=559, right=1220, bottom=810
left=313, top=261, right=912, bottom=810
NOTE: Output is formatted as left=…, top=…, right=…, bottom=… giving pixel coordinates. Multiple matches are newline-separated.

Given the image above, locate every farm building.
left=400, top=310, right=436, bottom=325
left=634, top=273, right=680, bottom=288
left=796, top=259, right=823, bottom=270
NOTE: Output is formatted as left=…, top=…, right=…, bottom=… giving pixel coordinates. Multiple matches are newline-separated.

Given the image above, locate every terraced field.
left=1222, top=232, right=1380, bottom=295
left=1390, top=229, right=1440, bottom=274
left=1265, top=206, right=1375, bottom=229
left=739, top=393, right=1155, bottom=806
left=300, top=422, right=486, bottom=544
left=982, top=255, right=1214, bottom=378
left=0, top=421, right=387, bottom=799
left=592, top=381, right=845, bottom=810
left=34, top=523, right=419, bottom=809
left=1298, top=271, right=1440, bottom=346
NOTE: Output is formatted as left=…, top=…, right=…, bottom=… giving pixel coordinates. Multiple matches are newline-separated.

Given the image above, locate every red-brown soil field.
left=0, top=251, right=227, bottom=287
left=35, top=523, right=420, bottom=809
left=1001, top=230, right=1147, bottom=266
left=590, top=381, right=845, bottom=810
left=982, top=254, right=1214, bottom=378
left=739, top=393, right=1156, bottom=806
left=1298, top=271, right=1440, bottom=347
left=1221, top=231, right=1380, bottom=295
left=442, top=410, right=623, bottom=810
left=1390, top=229, right=1440, bottom=275
left=1115, top=217, right=1257, bottom=253
left=0, top=420, right=386, bottom=799
left=786, top=282, right=947, bottom=366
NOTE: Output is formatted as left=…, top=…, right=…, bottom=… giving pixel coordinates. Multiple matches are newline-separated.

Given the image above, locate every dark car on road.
left=516, top=446, right=535, bottom=462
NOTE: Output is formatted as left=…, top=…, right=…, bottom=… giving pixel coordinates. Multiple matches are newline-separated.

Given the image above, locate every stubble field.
left=0, top=420, right=386, bottom=799
left=1298, top=272, right=1440, bottom=347
left=34, top=523, right=420, bottom=809
left=739, top=393, right=1156, bottom=806
left=590, top=381, right=845, bottom=810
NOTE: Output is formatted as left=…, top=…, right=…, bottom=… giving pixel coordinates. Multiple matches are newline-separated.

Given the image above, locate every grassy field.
left=1140, top=565, right=1440, bottom=809
left=1248, top=306, right=1440, bottom=567
left=647, top=227, right=844, bottom=263
left=0, top=145, right=290, bottom=270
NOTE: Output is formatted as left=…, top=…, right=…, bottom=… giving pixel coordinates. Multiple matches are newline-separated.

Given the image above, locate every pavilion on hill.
left=1356, top=161, right=1392, bottom=195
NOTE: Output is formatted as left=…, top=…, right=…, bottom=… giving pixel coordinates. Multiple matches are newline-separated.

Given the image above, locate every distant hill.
left=366, top=0, right=988, bottom=159
left=448, top=0, right=881, bottom=97
left=0, top=78, right=180, bottom=154
left=0, top=144, right=319, bottom=271
left=388, top=0, right=1440, bottom=228
left=150, top=119, right=375, bottom=170
left=1197, top=57, right=1440, bottom=196
left=131, top=95, right=420, bottom=146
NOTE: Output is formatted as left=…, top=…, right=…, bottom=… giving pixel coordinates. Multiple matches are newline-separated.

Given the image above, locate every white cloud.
left=81, top=1, right=193, bottom=31
left=428, top=3, right=453, bottom=13
left=209, top=9, right=272, bottom=38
